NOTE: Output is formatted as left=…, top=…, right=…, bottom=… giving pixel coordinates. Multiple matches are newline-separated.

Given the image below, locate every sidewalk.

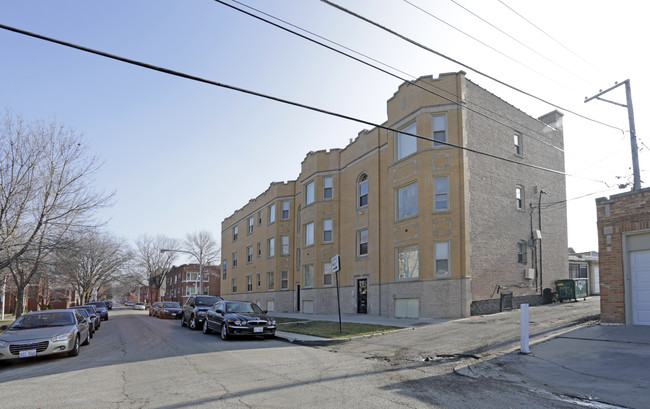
left=456, top=324, right=650, bottom=408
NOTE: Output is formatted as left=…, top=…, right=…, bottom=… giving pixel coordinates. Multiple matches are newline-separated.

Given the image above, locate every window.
left=304, top=222, right=314, bottom=246
left=246, top=246, right=253, bottom=263
left=323, top=176, right=333, bottom=199
left=396, top=182, right=418, bottom=219
left=267, top=271, right=275, bottom=290
left=323, top=262, right=333, bottom=286
left=434, top=176, right=449, bottom=211
left=516, top=186, right=524, bottom=210
left=256, top=273, right=261, bottom=288
left=187, top=287, right=197, bottom=296
left=303, top=264, right=314, bottom=287
left=258, top=211, right=262, bottom=225
left=281, top=235, right=289, bottom=255
left=232, top=226, right=238, bottom=241
left=358, top=229, right=368, bottom=256
left=296, top=248, right=301, bottom=271
left=397, top=245, right=419, bottom=279
left=281, top=201, right=290, bottom=219
left=517, top=241, right=527, bottom=264
left=222, top=260, right=227, bottom=279
left=257, top=242, right=261, bottom=257
left=246, top=276, right=253, bottom=292
left=248, top=217, right=254, bottom=234
left=269, top=204, right=276, bottom=224
left=434, top=241, right=450, bottom=277
left=323, top=219, right=333, bottom=242
left=232, top=251, right=238, bottom=268
left=514, top=133, right=522, bottom=155
left=397, top=122, right=417, bottom=160
left=268, top=237, right=275, bottom=258
left=305, top=181, right=315, bottom=205
left=281, top=271, right=289, bottom=289
left=433, top=114, right=447, bottom=146
left=231, top=278, right=237, bottom=293
left=358, top=174, right=368, bottom=208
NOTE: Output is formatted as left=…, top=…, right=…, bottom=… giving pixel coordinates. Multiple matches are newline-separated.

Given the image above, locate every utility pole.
left=538, top=190, right=546, bottom=294
left=585, top=80, right=640, bottom=191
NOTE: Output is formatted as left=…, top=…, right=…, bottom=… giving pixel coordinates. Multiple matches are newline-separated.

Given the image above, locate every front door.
left=357, top=278, right=368, bottom=314
left=296, top=283, right=301, bottom=312
left=631, top=250, right=650, bottom=325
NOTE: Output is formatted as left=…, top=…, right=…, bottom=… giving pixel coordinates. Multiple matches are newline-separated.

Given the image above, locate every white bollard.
left=520, top=303, right=530, bottom=354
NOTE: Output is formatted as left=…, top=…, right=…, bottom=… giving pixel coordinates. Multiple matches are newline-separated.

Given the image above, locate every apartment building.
left=164, top=264, right=221, bottom=305
left=221, top=72, right=568, bottom=319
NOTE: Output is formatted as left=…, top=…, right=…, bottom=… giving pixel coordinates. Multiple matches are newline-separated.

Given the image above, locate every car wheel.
left=189, top=315, right=198, bottom=330
left=82, top=331, right=90, bottom=346
left=68, top=336, right=80, bottom=357
left=220, top=323, right=229, bottom=340
left=203, top=320, right=211, bottom=334
left=181, top=314, right=187, bottom=327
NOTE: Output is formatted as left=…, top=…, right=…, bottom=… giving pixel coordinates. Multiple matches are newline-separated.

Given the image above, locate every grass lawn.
left=0, top=315, right=15, bottom=333
left=276, top=320, right=401, bottom=339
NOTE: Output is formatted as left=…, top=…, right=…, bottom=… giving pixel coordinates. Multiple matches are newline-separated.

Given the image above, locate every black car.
left=203, top=300, right=276, bottom=340
left=71, top=305, right=101, bottom=330
left=180, top=295, right=222, bottom=330
left=85, top=301, right=109, bottom=321
left=104, top=301, right=113, bottom=310
left=69, top=307, right=95, bottom=338
left=158, top=302, right=182, bottom=319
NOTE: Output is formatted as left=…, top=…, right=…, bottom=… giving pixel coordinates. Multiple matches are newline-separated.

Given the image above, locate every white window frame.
left=306, top=181, right=315, bottom=205
left=396, top=182, right=418, bottom=220
left=432, top=114, right=447, bottom=146
left=396, top=122, right=417, bottom=160
left=303, top=264, right=314, bottom=288
left=248, top=217, right=254, bottom=234
left=304, top=222, right=314, bottom=247
left=231, top=278, right=237, bottom=293
left=246, top=246, right=253, bottom=264
left=268, top=237, right=275, bottom=258
left=281, top=235, right=289, bottom=255
left=434, top=176, right=449, bottom=211
left=516, top=186, right=524, bottom=210
left=323, top=262, right=333, bottom=286
left=357, top=229, right=368, bottom=256
left=434, top=241, right=450, bottom=278
left=267, top=271, right=275, bottom=290
left=514, top=132, right=523, bottom=156
left=358, top=174, right=368, bottom=208
left=246, top=275, right=253, bottom=292
left=323, top=219, right=333, bottom=243
left=256, top=272, right=261, bottom=288
left=517, top=241, right=527, bottom=264
left=280, top=270, right=289, bottom=289
left=323, top=176, right=333, bottom=199
left=269, top=203, right=276, bottom=224
left=396, top=245, right=419, bottom=280
left=232, top=226, right=238, bottom=241
left=281, top=200, right=290, bottom=219
left=232, top=251, right=238, bottom=268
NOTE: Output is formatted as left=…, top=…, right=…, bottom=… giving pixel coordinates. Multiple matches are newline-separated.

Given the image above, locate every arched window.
left=358, top=174, right=368, bottom=208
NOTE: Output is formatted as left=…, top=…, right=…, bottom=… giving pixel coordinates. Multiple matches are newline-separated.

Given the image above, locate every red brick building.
left=164, top=264, right=221, bottom=305
left=596, top=187, right=650, bottom=325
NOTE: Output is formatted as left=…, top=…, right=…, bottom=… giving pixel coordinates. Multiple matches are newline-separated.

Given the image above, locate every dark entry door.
left=296, top=283, right=301, bottom=312
left=357, top=278, right=368, bottom=313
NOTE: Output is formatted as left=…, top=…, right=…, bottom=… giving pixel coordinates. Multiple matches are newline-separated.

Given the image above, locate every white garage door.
left=631, top=250, right=650, bottom=325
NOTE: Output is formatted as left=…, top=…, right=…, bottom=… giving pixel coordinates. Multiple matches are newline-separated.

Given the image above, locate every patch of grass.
left=273, top=317, right=309, bottom=324
left=277, top=320, right=401, bottom=339
left=0, top=316, right=15, bottom=333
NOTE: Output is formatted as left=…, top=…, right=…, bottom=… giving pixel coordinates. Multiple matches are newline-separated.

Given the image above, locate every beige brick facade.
left=221, top=72, right=568, bottom=319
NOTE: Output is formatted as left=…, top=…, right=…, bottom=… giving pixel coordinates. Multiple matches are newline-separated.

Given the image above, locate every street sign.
left=331, top=254, right=340, bottom=273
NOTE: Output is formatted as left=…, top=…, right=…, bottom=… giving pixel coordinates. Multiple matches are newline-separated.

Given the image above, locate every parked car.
left=150, top=302, right=162, bottom=317
left=104, top=301, right=113, bottom=310
left=203, top=300, right=276, bottom=340
left=133, top=302, right=146, bottom=311
left=180, top=295, right=222, bottom=330
left=124, top=301, right=134, bottom=307
left=85, top=301, right=109, bottom=321
left=158, top=302, right=182, bottom=319
left=73, top=305, right=101, bottom=330
left=68, top=307, right=95, bottom=338
left=0, top=309, right=90, bottom=360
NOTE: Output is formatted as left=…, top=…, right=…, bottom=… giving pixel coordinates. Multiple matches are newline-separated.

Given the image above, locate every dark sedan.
left=203, top=300, right=276, bottom=340
left=70, top=305, right=101, bottom=330
left=158, top=302, right=182, bottom=319
left=85, top=301, right=109, bottom=321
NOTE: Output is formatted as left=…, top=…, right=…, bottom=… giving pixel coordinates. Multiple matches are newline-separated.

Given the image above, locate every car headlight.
left=268, top=319, right=276, bottom=326
left=0, top=340, right=8, bottom=348
left=52, top=332, right=73, bottom=342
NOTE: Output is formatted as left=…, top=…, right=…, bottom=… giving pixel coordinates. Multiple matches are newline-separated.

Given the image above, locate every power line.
left=321, top=0, right=625, bottom=133
left=0, top=23, right=570, bottom=178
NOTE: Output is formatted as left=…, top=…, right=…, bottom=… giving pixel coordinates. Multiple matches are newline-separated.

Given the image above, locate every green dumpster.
left=556, top=278, right=588, bottom=302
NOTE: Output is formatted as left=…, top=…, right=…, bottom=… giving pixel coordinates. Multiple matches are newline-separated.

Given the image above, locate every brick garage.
left=596, top=187, right=650, bottom=325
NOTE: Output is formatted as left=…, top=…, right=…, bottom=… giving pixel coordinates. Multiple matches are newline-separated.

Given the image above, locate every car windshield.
left=163, top=302, right=180, bottom=308
left=225, top=303, right=263, bottom=314
left=9, top=312, right=75, bottom=329
left=196, top=297, right=220, bottom=306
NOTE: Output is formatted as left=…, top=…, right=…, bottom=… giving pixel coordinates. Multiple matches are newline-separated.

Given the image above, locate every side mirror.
left=0, top=325, right=8, bottom=331
left=216, top=309, right=224, bottom=314
left=262, top=310, right=268, bottom=314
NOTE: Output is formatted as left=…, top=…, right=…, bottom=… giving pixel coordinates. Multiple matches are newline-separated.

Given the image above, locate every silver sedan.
left=0, top=309, right=90, bottom=360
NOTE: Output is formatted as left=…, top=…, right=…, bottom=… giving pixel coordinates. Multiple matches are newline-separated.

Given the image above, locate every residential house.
left=568, top=248, right=599, bottom=295
left=221, top=72, right=568, bottom=319
left=164, top=264, right=221, bottom=305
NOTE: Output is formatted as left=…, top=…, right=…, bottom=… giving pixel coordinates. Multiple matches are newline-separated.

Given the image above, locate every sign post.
left=331, top=254, right=342, bottom=333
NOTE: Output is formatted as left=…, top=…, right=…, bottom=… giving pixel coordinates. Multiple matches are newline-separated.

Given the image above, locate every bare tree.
left=134, top=234, right=179, bottom=303
left=0, top=112, right=112, bottom=314
left=183, top=230, right=220, bottom=295
left=54, top=231, right=131, bottom=304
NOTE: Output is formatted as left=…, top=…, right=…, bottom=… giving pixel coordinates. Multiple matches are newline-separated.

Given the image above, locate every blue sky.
left=1, top=0, right=647, bottom=257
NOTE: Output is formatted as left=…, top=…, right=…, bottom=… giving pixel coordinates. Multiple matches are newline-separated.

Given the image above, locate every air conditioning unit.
left=524, top=268, right=535, bottom=280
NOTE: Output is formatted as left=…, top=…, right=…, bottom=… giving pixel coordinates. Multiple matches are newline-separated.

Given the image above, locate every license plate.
left=253, top=327, right=263, bottom=333
left=171, top=313, right=176, bottom=317
left=20, top=349, right=37, bottom=358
